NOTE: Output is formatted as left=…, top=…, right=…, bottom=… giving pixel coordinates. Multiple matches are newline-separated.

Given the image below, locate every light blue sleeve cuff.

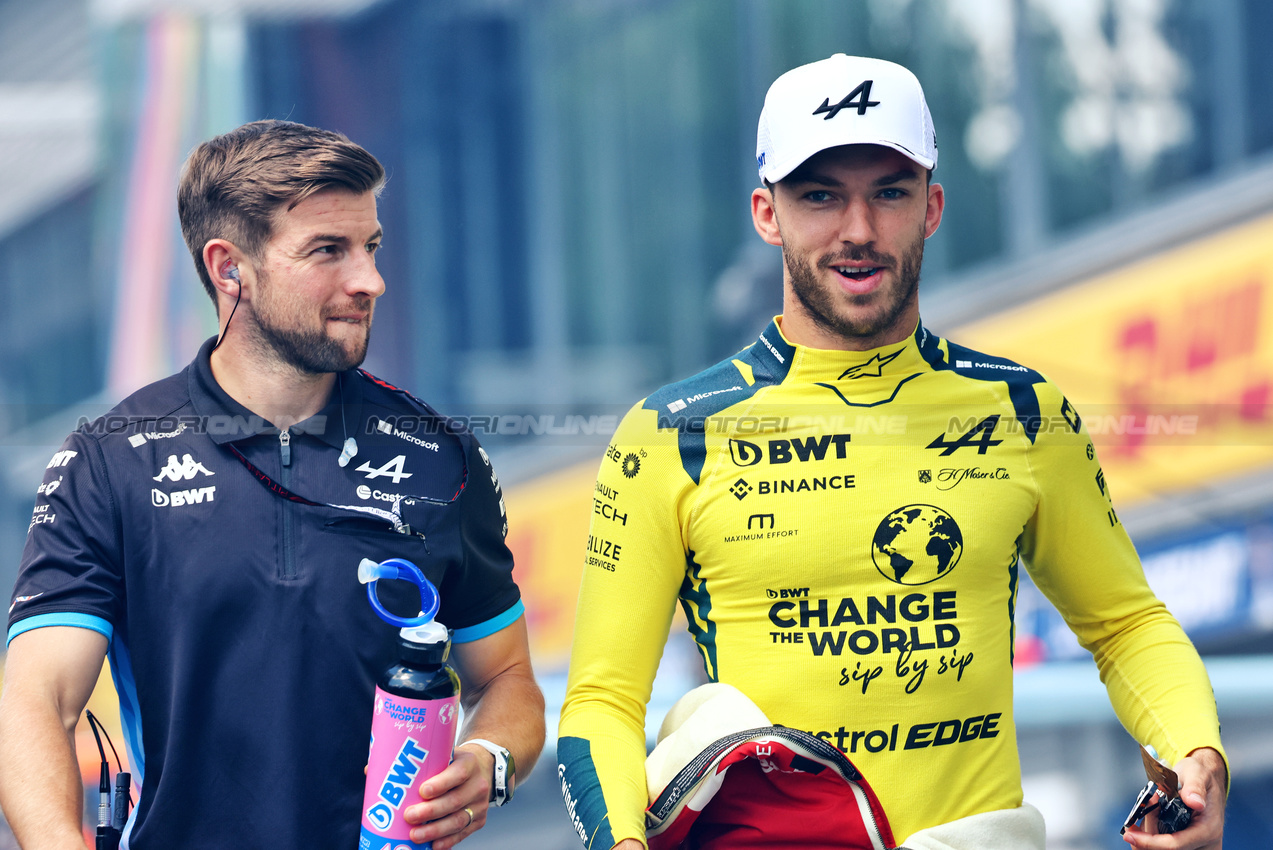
left=7, top=612, right=113, bottom=647
left=451, top=600, right=525, bottom=644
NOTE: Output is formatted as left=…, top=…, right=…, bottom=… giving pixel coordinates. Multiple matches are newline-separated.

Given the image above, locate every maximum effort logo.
left=871, top=505, right=963, bottom=586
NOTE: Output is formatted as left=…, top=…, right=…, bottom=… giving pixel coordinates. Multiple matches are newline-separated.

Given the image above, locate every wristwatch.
left=462, top=739, right=516, bottom=806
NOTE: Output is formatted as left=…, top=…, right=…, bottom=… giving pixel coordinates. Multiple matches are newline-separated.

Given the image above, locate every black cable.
left=85, top=710, right=132, bottom=849
left=85, top=710, right=123, bottom=774
left=211, top=281, right=243, bottom=353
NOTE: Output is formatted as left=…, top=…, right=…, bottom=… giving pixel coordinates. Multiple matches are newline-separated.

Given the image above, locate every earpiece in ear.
left=221, top=261, right=240, bottom=282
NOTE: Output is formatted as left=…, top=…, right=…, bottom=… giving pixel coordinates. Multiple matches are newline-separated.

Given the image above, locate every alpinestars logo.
left=153, top=454, right=215, bottom=482
left=839, top=349, right=903, bottom=380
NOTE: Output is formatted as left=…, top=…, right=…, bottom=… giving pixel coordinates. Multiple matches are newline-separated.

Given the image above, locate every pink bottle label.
left=359, top=687, right=460, bottom=849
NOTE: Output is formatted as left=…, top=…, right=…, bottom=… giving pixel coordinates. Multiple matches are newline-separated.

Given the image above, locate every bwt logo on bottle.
left=365, top=738, right=429, bottom=832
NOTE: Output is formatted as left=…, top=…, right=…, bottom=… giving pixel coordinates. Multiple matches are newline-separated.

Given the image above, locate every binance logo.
left=730, top=479, right=753, bottom=501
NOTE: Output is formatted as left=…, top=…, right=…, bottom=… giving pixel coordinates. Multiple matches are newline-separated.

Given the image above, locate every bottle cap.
left=400, top=619, right=449, bottom=646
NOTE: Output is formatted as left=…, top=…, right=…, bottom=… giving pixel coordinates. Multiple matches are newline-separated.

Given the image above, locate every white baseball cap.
left=756, top=53, right=938, bottom=183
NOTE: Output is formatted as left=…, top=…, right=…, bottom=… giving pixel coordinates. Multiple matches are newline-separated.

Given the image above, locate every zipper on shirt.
left=280, top=428, right=296, bottom=580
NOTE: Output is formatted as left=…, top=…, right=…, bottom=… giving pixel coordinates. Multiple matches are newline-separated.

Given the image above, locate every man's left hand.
left=403, top=744, right=494, bottom=849
left=1122, top=746, right=1226, bottom=849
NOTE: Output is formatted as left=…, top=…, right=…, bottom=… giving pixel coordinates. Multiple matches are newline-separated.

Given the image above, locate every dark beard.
left=256, top=314, right=371, bottom=375
left=250, top=267, right=373, bottom=374
left=786, top=236, right=924, bottom=343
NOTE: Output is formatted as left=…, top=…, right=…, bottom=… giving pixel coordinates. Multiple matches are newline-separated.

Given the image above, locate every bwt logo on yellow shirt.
left=729, top=434, right=852, bottom=466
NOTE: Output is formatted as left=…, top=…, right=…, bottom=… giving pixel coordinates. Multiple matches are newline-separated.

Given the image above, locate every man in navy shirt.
left=0, top=120, right=544, bottom=849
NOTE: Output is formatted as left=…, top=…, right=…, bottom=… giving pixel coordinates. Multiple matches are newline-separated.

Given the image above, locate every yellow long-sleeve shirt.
left=558, top=318, right=1225, bottom=848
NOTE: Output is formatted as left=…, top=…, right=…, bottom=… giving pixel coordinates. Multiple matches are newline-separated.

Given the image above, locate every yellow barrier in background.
left=955, top=213, right=1273, bottom=507
left=504, top=457, right=601, bottom=671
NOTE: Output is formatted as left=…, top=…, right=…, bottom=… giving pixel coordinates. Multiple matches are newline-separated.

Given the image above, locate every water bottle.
left=357, top=558, right=461, bottom=850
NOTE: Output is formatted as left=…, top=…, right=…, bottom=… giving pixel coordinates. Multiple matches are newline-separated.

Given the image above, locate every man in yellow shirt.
left=558, top=54, right=1226, bottom=849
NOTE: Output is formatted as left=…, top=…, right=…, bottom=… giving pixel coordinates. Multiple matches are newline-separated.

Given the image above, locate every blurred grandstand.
left=2, top=0, right=1272, bottom=847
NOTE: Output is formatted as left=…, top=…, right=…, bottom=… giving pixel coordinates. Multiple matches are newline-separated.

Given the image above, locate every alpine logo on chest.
left=357, top=455, right=412, bottom=483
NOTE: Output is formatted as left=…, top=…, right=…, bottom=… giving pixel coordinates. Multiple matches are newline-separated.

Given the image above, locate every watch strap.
left=460, top=738, right=514, bottom=806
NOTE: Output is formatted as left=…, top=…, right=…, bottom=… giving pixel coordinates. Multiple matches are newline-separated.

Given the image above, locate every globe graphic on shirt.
left=871, top=505, right=963, bottom=585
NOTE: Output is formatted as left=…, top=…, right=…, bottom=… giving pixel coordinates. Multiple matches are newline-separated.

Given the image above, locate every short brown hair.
left=178, top=120, right=386, bottom=305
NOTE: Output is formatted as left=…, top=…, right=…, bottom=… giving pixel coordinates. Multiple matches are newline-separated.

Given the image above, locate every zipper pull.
left=280, top=428, right=291, bottom=467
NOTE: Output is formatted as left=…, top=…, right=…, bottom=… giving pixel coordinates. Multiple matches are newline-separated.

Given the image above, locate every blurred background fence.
left=2, top=0, right=1273, bottom=847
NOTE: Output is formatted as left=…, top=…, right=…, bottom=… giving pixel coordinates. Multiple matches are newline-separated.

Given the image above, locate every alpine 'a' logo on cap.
left=813, top=80, right=880, bottom=120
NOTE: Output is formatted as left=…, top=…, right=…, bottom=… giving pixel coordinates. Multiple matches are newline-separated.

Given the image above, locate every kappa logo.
left=356, top=455, right=412, bottom=483
left=153, top=454, right=215, bottom=482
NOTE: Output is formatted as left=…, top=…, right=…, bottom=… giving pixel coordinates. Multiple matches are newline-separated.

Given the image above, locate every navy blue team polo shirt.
left=8, top=337, right=523, bottom=849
